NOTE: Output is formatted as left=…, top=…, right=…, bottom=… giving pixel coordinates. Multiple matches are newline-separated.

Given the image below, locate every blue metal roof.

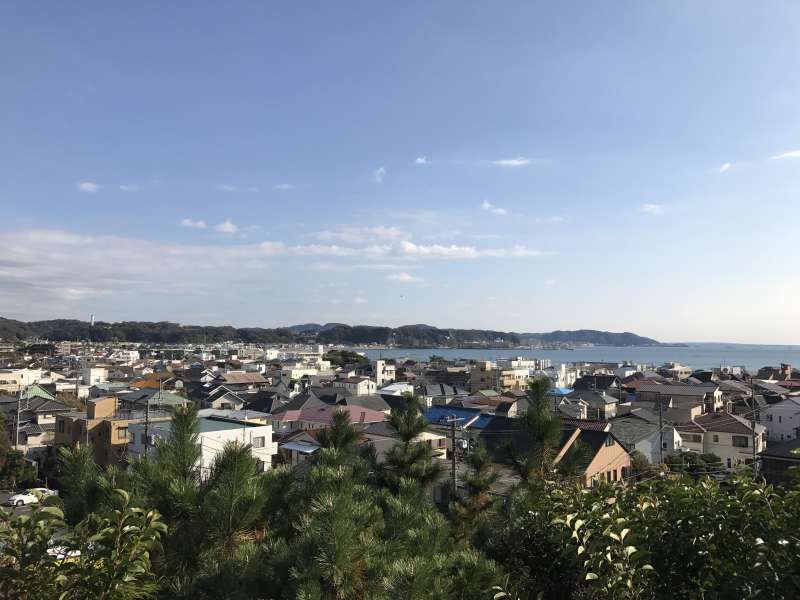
left=424, top=406, right=482, bottom=427
left=548, top=387, right=574, bottom=396
left=472, top=414, right=494, bottom=429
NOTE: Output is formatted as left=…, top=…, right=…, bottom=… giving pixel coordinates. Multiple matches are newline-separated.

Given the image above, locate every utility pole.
left=658, top=398, right=664, bottom=465
left=445, top=416, right=464, bottom=499
left=750, top=377, right=758, bottom=478
left=144, top=391, right=151, bottom=458
left=14, top=386, right=21, bottom=450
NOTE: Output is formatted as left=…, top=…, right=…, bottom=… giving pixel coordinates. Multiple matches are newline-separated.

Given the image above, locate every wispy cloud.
left=274, top=183, right=295, bottom=190
left=315, top=225, right=404, bottom=243
left=717, top=162, right=732, bottom=173
left=215, top=219, right=239, bottom=234
left=640, top=203, right=664, bottom=216
left=386, top=272, right=423, bottom=283
left=399, top=240, right=543, bottom=259
left=180, top=218, right=207, bottom=229
left=119, top=184, right=140, bottom=192
left=77, top=181, right=99, bottom=193
left=373, top=166, right=386, bottom=184
left=492, top=157, right=530, bottom=167
left=481, top=200, right=508, bottom=215
left=246, top=186, right=259, bottom=193
left=218, top=184, right=237, bottom=192
left=770, top=150, right=800, bottom=160
left=414, top=156, right=430, bottom=165
left=353, top=297, right=367, bottom=304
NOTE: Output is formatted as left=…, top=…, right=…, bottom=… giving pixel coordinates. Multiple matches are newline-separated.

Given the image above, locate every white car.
left=4, top=487, right=58, bottom=507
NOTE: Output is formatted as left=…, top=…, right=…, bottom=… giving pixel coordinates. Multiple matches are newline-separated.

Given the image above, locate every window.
left=768, top=414, right=773, bottom=422
left=252, top=436, right=265, bottom=448
left=256, top=460, right=266, bottom=472
left=139, top=433, right=146, bottom=445
left=732, top=435, right=749, bottom=448
left=58, top=420, right=65, bottom=433
left=685, top=434, right=701, bottom=443
left=662, top=442, right=668, bottom=449
left=117, top=427, right=128, bottom=441
left=779, top=415, right=782, bottom=423
left=712, top=434, right=719, bottom=443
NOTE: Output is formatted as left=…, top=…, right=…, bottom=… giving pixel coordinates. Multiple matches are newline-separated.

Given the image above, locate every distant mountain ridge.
left=0, top=316, right=663, bottom=347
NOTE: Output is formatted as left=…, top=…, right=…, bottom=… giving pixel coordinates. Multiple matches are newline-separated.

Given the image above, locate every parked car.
left=4, top=487, right=58, bottom=507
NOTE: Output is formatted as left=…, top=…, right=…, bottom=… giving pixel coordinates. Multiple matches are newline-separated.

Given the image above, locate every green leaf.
left=585, top=572, right=599, bottom=581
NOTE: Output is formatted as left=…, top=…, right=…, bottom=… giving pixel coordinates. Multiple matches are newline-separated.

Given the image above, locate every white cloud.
left=544, top=279, right=556, bottom=286
left=399, top=240, right=543, bottom=259
left=119, top=184, right=140, bottom=192
left=315, top=225, right=404, bottom=243
left=414, top=156, right=430, bottom=165
left=373, top=166, right=386, bottom=183
left=77, top=181, right=100, bottom=193
left=492, top=157, right=530, bottom=167
left=717, top=162, right=732, bottom=173
left=215, top=219, right=239, bottom=234
left=770, top=150, right=800, bottom=160
left=481, top=200, right=508, bottom=215
left=180, top=218, right=207, bottom=229
left=353, top=297, right=367, bottom=304
left=274, top=183, right=295, bottom=190
left=640, top=203, right=664, bottom=215
left=218, top=184, right=237, bottom=192
left=259, top=241, right=390, bottom=258
left=246, top=186, right=259, bottom=192
left=387, top=272, right=423, bottom=283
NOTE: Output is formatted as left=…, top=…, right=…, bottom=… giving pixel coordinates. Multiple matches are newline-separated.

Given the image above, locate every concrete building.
left=128, top=414, right=277, bottom=474
left=54, top=396, right=172, bottom=467
left=373, top=360, right=396, bottom=387
left=470, top=361, right=498, bottom=392
left=82, top=367, right=108, bottom=386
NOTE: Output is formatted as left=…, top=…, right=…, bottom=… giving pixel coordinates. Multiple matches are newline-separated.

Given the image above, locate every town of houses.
left=2, top=339, right=800, bottom=492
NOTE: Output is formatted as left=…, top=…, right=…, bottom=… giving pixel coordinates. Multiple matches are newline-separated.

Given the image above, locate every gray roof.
left=636, top=383, right=718, bottom=397
left=609, top=415, right=658, bottom=449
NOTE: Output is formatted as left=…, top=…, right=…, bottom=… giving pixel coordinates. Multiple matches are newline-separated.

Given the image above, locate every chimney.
left=781, top=364, right=792, bottom=380
left=359, top=411, right=366, bottom=423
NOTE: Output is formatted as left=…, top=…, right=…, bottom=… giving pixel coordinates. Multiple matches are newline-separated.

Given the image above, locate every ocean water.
left=360, top=343, right=800, bottom=372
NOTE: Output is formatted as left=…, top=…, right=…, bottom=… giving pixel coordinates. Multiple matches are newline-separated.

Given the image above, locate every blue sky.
left=2, top=2, right=800, bottom=343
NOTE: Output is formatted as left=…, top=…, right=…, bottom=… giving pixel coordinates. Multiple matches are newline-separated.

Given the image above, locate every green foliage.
left=323, top=350, right=369, bottom=368
left=509, top=377, right=561, bottom=480
left=0, top=449, right=37, bottom=490
left=452, top=440, right=499, bottom=542
left=382, top=396, right=443, bottom=490
left=0, top=490, right=166, bottom=600
left=663, top=451, right=723, bottom=478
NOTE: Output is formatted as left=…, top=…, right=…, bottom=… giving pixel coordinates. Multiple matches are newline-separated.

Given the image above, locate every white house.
left=333, top=377, right=377, bottom=396
left=763, top=397, right=800, bottom=443
left=128, top=415, right=278, bottom=474
left=373, top=360, right=396, bottom=387
left=676, top=412, right=766, bottom=471
left=82, top=367, right=108, bottom=386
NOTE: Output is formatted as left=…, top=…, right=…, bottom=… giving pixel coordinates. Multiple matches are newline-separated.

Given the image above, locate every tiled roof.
left=676, top=412, right=764, bottom=435
left=760, top=438, right=800, bottom=460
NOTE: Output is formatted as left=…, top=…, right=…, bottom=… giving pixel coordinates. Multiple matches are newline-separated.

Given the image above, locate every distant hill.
left=0, top=317, right=293, bottom=344
left=520, top=329, right=662, bottom=347
left=0, top=316, right=662, bottom=347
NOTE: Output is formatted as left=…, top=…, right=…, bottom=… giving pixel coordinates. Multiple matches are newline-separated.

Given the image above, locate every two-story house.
left=676, top=412, right=766, bottom=470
